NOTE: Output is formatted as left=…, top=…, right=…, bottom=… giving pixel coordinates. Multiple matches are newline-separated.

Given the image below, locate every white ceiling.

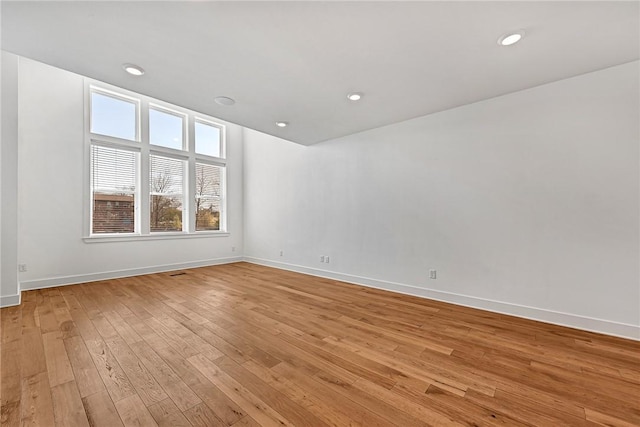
left=2, top=1, right=638, bottom=145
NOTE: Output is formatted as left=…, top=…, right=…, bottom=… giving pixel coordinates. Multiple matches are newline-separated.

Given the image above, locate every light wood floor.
left=1, top=262, right=639, bottom=426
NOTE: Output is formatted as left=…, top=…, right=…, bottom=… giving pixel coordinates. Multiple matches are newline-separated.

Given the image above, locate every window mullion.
left=187, top=115, right=196, bottom=233
left=140, top=99, right=150, bottom=235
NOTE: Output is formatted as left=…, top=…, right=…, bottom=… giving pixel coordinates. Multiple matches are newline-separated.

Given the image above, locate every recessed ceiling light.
left=498, top=31, right=524, bottom=46
left=123, top=63, right=145, bottom=76
left=275, top=121, right=288, bottom=128
left=347, top=92, right=363, bottom=101
left=214, top=96, right=235, bottom=106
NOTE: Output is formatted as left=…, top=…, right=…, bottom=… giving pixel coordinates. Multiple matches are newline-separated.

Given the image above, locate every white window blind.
left=195, top=163, right=222, bottom=231
left=90, top=145, right=138, bottom=234
left=150, top=155, right=185, bottom=232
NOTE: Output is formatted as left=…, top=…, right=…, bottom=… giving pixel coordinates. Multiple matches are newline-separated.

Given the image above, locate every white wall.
left=16, top=57, right=243, bottom=290
left=1, top=51, right=20, bottom=306
left=244, top=61, right=640, bottom=339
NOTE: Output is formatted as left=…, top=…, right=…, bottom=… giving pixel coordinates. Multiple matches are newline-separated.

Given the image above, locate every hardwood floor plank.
left=312, top=369, right=431, bottom=427
left=51, top=380, right=90, bottom=427
left=81, top=390, right=124, bottom=427
left=0, top=304, right=26, bottom=344
left=214, top=356, right=331, bottom=427
left=188, top=354, right=296, bottom=427
left=54, top=306, right=79, bottom=340
left=103, top=310, right=142, bottom=345
left=128, top=339, right=201, bottom=411
left=148, top=398, right=193, bottom=427
left=91, top=313, right=119, bottom=340
left=231, top=416, right=262, bottom=427
left=585, top=407, right=639, bottom=427
left=114, top=394, right=158, bottom=427
left=105, top=337, right=168, bottom=406
left=351, top=377, right=464, bottom=427
left=270, top=361, right=397, bottom=427
left=1, top=338, right=22, bottom=426
left=20, top=372, right=55, bottom=426
left=20, top=301, right=38, bottom=330
left=149, top=339, right=246, bottom=425
left=21, top=326, right=48, bottom=378
left=37, top=291, right=59, bottom=334
left=183, top=401, right=225, bottom=427
left=63, top=295, right=101, bottom=341
left=43, top=331, right=75, bottom=387
left=83, top=338, right=136, bottom=403
left=462, top=388, right=579, bottom=427
left=63, top=335, right=106, bottom=398
left=241, top=359, right=362, bottom=427
left=419, top=383, right=530, bottom=426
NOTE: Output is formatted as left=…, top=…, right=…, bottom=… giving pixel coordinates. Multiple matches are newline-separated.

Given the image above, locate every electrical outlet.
left=232, top=246, right=236, bottom=252
left=280, top=250, right=283, bottom=256
left=320, top=256, right=325, bottom=263
left=429, top=269, right=437, bottom=279
left=325, top=256, right=330, bottom=263
left=18, top=264, right=27, bottom=273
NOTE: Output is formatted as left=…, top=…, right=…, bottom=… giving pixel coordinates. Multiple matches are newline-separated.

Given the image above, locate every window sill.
left=83, top=232, right=229, bottom=243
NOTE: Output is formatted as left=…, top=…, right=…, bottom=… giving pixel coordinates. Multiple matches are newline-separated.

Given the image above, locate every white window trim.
left=83, top=79, right=229, bottom=241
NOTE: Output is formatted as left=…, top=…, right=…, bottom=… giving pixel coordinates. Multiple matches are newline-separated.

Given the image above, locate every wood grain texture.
left=81, top=390, right=123, bottom=427
left=2, top=262, right=639, bottom=426
left=42, top=331, right=75, bottom=387
left=50, top=380, right=90, bottom=427
left=148, top=398, right=192, bottom=427
left=114, top=393, right=157, bottom=427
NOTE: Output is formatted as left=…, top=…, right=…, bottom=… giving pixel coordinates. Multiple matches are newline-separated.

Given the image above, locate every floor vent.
left=169, top=272, right=187, bottom=277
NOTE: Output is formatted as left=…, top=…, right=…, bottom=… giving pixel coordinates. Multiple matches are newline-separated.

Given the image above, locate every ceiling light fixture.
left=275, top=121, right=288, bottom=128
left=214, top=96, right=235, bottom=106
left=123, top=63, right=145, bottom=76
left=497, top=31, right=524, bottom=46
left=347, top=92, right=363, bottom=101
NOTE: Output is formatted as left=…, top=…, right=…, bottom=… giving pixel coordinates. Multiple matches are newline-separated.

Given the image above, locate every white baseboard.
left=19, top=256, right=243, bottom=291
left=0, top=293, right=21, bottom=308
left=243, top=256, right=640, bottom=341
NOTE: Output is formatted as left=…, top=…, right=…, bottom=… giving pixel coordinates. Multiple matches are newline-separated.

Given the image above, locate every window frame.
left=149, top=103, right=188, bottom=151
left=84, top=81, right=229, bottom=242
left=90, top=88, right=141, bottom=142
left=195, top=117, right=225, bottom=159
left=194, top=162, right=225, bottom=232
left=149, top=154, right=188, bottom=233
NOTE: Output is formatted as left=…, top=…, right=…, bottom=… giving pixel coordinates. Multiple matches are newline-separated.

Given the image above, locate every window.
left=90, top=92, right=138, bottom=141
left=91, top=146, right=138, bottom=234
left=150, top=155, right=185, bottom=232
left=195, top=163, right=222, bottom=231
left=149, top=107, right=185, bottom=150
left=195, top=120, right=222, bottom=158
left=87, top=85, right=227, bottom=238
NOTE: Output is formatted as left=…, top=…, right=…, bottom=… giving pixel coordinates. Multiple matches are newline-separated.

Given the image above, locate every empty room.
left=1, top=1, right=639, bottom=426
